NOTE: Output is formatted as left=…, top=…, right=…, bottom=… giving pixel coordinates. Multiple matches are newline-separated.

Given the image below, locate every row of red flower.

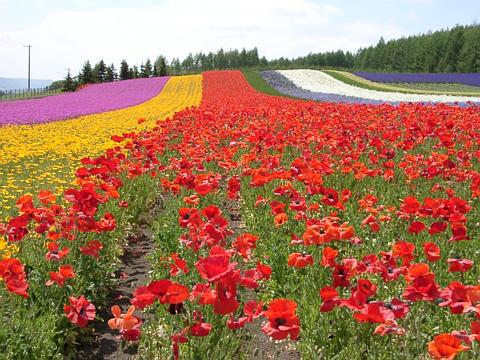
left=2, top=70, right=480, bottom=358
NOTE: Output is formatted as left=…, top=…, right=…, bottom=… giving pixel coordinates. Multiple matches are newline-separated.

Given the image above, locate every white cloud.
left=0, top=0, right=405, bottom=79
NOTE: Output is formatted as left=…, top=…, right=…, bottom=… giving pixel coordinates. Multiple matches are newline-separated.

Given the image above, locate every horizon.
left=0, top=0, right=479, bottom=80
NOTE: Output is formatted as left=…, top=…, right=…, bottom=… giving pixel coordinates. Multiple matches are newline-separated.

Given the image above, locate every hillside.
left=0, top=77, right=52, bottom=90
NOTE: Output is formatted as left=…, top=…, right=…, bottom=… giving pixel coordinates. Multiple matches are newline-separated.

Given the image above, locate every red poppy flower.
left=424, top=242, right=441, bottom=262
left=64, top=295, right=96, bottom=328
left=244, top=300, right=263, bottom=321
left=256, top=262, right=272, bottom=280
left=321, top=247, right=338, bottom=267
left=354, top=302, right=395, bottom=323
left=427, top=333, right=469, bottom=360
left=227, top=315, right=248, bottom=330
left=169, top=253, right=189, bottom=276
left=429, top=221, right=447, bottom=235
left=448, top=258, right=473, bottom=273
left=195, top=246, right=237, bottom=282
left=287, top=253, right=314, bottom=268
left=392, top=241, right=415, bottom=266
left=262, top=299, right=300, bottom=341
left=130, top=286, right=156, bottom=309
left=374, top=319, right=405, bottom=336
left=190, top=311, right=212, bottom=337
left=232, top=233, right=258, bottom=260
left=38, top=190, right=56, bottom=205
left=165, top=283, right=189, bottom=305
left=46, top=264, right=75, bottom=287
left=319, top=286, right=340, bottom=312
left=408, top=221, right=426, bottom=234
left=80, top=240, right=103, bottom=258
left=400, top=196, right=420, bottom=215
left=227, top=176, right=240, bottom=199
left=471, top=321, right=480, bottom=341
left=45, top=242, right=69, bottom=261
left=0, top=258, right=29, bottom=298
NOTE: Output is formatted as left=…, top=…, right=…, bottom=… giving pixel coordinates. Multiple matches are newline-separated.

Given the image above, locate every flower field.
left=1, top=70, right=480, bottom=359
left=0, top=77, right=170, bottom=126
left=0, top=75, right=202, bottom=218
left=355, top=72, right=480, bottom=87
left=261, top=70, right=388, bottom=104
left=276, top=69, right=480, bottom=104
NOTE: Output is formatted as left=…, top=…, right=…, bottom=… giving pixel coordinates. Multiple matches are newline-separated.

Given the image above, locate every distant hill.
left=0, top=77, right=53, bottom=91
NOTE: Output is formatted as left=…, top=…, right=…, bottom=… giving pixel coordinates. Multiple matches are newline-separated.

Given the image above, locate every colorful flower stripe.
left=279, top=69, right=480, bottom=103
left=0, top=75, right=202, bottom=218
left=0, top=77, right=169, bottom=126
left=261, top=70, right=389, bottom=104
left=355, top=71, right=480, bottom=87
left=2, top=70, right=480, bottom=358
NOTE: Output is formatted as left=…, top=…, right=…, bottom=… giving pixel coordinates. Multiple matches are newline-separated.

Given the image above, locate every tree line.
left=63, top=56, right=168, bottom=91
left=63, top=24, right=480, bottom=91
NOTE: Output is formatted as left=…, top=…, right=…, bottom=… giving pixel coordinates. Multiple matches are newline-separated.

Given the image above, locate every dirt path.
left=78, top=198, right=163, bottom=360
left=225, top=198, right=302, bottom=360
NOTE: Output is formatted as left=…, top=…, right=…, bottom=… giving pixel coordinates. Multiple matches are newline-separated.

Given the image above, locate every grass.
left=241, top=70, right=294, bottom=98
left=324, top=70, right=480, bottom=97
left=386, top=82, right=480, bottom=93
left=0, top=89, right=62, bottom=101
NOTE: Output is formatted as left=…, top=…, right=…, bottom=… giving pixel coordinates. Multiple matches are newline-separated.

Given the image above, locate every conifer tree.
left=105, top=63, right=117, bottom=82
left=155, top=56, right=168, bottom=76
left=144, top=59, right=153, bottom=77
left=78, top=60, right=94, bottom=84
left=62, top=70, right=77, bottom=92
left=94, top=60, right=107, bottom=83
left=119, top=60, right=130, bottom=80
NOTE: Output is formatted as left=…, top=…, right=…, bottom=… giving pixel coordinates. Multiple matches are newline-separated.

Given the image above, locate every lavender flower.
left=0, top=77, right=169, bottom=126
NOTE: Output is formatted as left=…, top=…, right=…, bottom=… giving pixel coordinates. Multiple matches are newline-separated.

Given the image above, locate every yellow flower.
left=0, top=75, right=202, bottom=219
left=0, top=237, right=19, bottom=260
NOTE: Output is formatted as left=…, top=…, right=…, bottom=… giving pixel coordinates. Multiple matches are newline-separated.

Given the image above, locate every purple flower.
left=0, top=77, right=169, bottom=126
left=261, top=71, right=394, bottom=105
left=354, top=72, right=480, bottom=87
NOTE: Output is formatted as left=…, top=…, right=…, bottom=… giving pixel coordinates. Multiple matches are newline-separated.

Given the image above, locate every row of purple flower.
left=260, top=71, right=393, bottom=105
left=0, top=77, right=169, bottom=126
left=354, top=72, right=480, bottom=87
left=260, top=71, right=475, bottom=107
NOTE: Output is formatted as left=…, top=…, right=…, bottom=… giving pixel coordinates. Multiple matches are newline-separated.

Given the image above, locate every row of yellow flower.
left=0, top=75, right=203, bottom=219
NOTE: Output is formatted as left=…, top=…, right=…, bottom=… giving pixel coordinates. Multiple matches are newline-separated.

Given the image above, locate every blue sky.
left=0, top=0, right=478, bottom=79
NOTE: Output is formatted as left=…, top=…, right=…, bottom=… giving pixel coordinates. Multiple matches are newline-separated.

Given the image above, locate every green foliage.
left=242, top=70, right=294, bottom=98
left=119, top=60, right=130, bottom=80
left=354, top=24, right=480, bottom=73
left=62, top=70, right=77, bottom=92
left=154, top=55, right=168, bottom=77
left=78, top=61, right=93, bottom=85
left=105, top=63, right=117, bottom=82
left=141, top=59, right=153, bottom=78
left=93, top=60, right=107, bottom=83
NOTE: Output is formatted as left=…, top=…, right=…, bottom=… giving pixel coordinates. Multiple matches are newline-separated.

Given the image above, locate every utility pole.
left=23, top=45, right=32, bottom=91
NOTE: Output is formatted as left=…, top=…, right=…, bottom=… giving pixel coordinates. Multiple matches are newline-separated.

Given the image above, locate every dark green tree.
left=78, top=60, right=94, bottom=84
left=105, top=63, right=117, bottom=82
left=155, top=56, right=168, bottom=76
left=93, top=60, right=107, bottom=83
left=143, top=59, right=153, bottom=77
left=119, top=60, right=130, bottom=80
left=62, top=70, right=77, bottom=92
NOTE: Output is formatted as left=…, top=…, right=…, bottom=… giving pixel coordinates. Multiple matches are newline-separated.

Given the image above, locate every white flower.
left=278, top=70, right=480, bottom=103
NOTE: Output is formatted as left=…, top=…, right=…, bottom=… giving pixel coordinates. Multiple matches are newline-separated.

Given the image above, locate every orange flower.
left=274, top=213, right=288, bottom=227
left=108, top=305, right=140, bottom=331
left=427, top=333, right=469, bottom=360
